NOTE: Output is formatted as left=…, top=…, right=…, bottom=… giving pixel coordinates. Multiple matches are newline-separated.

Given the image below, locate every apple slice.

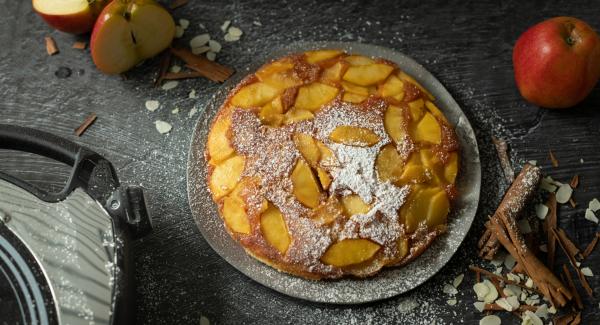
left=408, top=99, right=425, bottom=121
left=379, top=74, right=405, bottom=100
left=375, top=144, right=405, bottom=183
left=91, top=0, right=175, bottom=74
left=33, top=0, right=109, bottom=34
left=322, top=61, right=348, bottom=82
left=231, top=82, right=280, bottom=108
left=295, top=82, right=339, bottom=112
left=330, top=126, right=380, bottom=147
left=260, top=203, right=291, bottom=254
left=321, top=239, right=381, bottom=267
left=283, top=108, right=314, bottom=124
left=291, top=159, right=321, bottom=208
left=414, top=112, right=442, bottom=144
left=221, top=178, right=256, bottom=234
left=207, top=115, right=234, bottom=165
left=341, top=195, right=371, bottom=216
left=316, top=167, right=331, bottom=190
left=305, top=50, right=342, bottom=64
left=311, top=196, right=343, bottom=224
left=342, top=92, right=368, bottom=103
left=209, top=155, right=245, bottom=200
left=343, top=64, right=394, bottom=86
left=293, top=133, right=320, bottom=167
left=384, top=105, right=408, bottom=144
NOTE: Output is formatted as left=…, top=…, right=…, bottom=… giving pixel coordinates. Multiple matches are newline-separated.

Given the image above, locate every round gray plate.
left=187, top=41, right=481, bottom=304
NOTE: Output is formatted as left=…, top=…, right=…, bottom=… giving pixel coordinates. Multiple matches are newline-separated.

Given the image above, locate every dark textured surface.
left=0, top=0, right=599, bottom=324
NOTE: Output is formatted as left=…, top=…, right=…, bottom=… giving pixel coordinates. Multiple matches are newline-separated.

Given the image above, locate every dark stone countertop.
left=0, top=0, right=599, bottom=324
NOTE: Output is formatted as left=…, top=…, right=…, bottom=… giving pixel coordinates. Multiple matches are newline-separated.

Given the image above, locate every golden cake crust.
left=205, top=50, right=460, bottom=279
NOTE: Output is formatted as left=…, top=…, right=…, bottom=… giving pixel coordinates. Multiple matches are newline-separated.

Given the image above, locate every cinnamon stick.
left=546, top=193, right=558, bottom=267
left=562, top=264, right=583, bottom=310
left=74, top=113, right=97, bottom=137
left=72, top=41, right=87, bottom=50
left=555, top=228, right=582, bottom=260
left=45, top=36, right=59, bottom=55
left=551, top=227, right=593, bottom=298
left=582, top=232, right=600, bottom=259
left=483, top=303, right=537, bottom=312
left=171, top=47, right=234, bottom=82
left=162, top=70, right=206, bottom=81
left=569, top=198, right=577, bottom=208
left=492, top=136, right=514, bottom=183
left=468, top=265, right=543, bottom=296
left=549, top=150, right=559, bottom=167
left=154, top=50, right=172, bottom=87
left=569, top=175, right=579, bottom=188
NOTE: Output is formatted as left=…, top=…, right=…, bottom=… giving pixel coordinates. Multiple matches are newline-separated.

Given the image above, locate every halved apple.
left=321, top=239, right=381, bottom=267
left=291, top=159, right=321, bottom=208
left=209, top=155, right=245, bottom=199
left=33, top=0, right=109, bottom=34
left=260, top=203, right=291, bottom=254
left=343, top=64, right=394, bottom=86
left=90, top=0, right=175, bottom=74
left=295, top=82, right=339, bottom=112
left=329, top=126, right=379, bottom=147
left=207, top=115, right=234, bottom=165
left=231, top=82, right=280, bottom=108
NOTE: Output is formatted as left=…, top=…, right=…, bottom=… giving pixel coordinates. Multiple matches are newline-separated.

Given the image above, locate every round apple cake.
left=205, top=49, right=460, bottom=279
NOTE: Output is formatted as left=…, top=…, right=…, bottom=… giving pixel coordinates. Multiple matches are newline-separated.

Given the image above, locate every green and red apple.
left=91, top=0, right=176, bottom=74
left=32, top=0, right=109, bottom=34
left=513, top=17, right=600, bottom=108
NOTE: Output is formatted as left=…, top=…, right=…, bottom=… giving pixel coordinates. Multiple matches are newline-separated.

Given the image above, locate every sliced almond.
left=145, top=100, right=160, bottom=112
left=453, top=274, right=464, bottom=288
left=443, top=283, right=458, bottom=295
left=479, top=315, right=501, bottom=325
left=589, top=198, right=600, bottom=212
left=162, top=81, right=179, bottom=90
left=190, top=34, right=210, bottom=48
left=585, top=209, right=599, bottom=223
left=535, top=204, right=548, bottom=220
left=155, top=120, right=172, bottom=134
left=581, top=267, right=593, bottom=277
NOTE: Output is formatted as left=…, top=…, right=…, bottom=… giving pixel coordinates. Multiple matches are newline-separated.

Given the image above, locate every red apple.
left=33, top=0, right=109, bottom=35
left=90, top=0, right=175, bottom=75
left=513, top=17, right=600, bottom=108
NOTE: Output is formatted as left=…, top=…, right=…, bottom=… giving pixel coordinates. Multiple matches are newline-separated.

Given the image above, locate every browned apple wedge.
left=343, top=64, right=394, bottom=86
left=260, top=203, right=291, bottom=254
left=344, top=55, right=375, bottom=66
left=311, top=195, right=343, bottom=225
left=231, top=82, right=280, bottom=108
left=283, top=108, right=314, bottom=124
left=329, top=126, right=379, bottom=147
left=322, top=61, right=348, bottom=82
left=207, top=115, right=234, bottom=165
left=414, top=112, right=442, bottom=145
left=375, top=144, right=405, bottom=183
left=316, top=167, right=332, bottom=190
left=295, top=82, right=339, bottom=112
left=305, top=49, right=342, bottom=64
left=341, top=194, right=371, bottom=216
left=384, top=105, right=408, bottom=144
left=221, top=178, right=255, bottom=234
left=379, top=74, right=404, bottom=101
left=321, top=239, right=381, bottom=267
left=408, top=99, right=425, bottom=122
left=293, top=133, right=320, bottom=167
left=209, top=155, right=245, bottom=199
left=291, top=159, right=321, bottom=208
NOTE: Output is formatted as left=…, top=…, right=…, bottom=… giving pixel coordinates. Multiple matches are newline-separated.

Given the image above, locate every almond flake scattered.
left=228, top=26, right=243, bottom=37
left=520, top=291, right=528, bottom=302
left=206, top=51, right=216, bottom=61
left=199, top=23, right=206, bottom=29
left=224, top=33, right=240, bottom=42
left=507, top=295, right=520, bottom=309
left=162, top=80, right=179, bottom=90
left=589, top=198, right=600, bottom=212
left=179, top=19, right=190, bottom=29
left=188, top=107, right=198, bottom=118
left=443, top=284, right=458, bottom=295
left=175, top=25, right=185, bottom=38
left=189, top=90, right=197, bottom=99
left=479, top=315, right=501, bottom=325
left=555, top=184, right=573, bottom=204
left=494, top=267, right=502, bottom=275
left=170, top=65, right=182, bottom=73
left=506, top=273, right=520, bottom=283
left=522, top=311, right=543, bottom=325
left=535, top=304, right=549, bottom=319
left=525, top=278, right=534, bottom=288
left=253, top=20, right=262, bottom=26
left=145, top=100, right=160, bottom=112
left=506, top=284, right=522, bottom=296
left=517, top=219, right=532, bottom=234
left=548, top=306, right=557, bottom=314
left=200, top=315, right=210, bottom=325
left=208, top=40, right=222, bottom=53
left=473, top=282, right=490, bottom=301
left=581, top=267, right=593, bottom=277
left=473, top=301, right=485, bottom=312
left=504, top=254, right=516, bottom=270
left=585, top=209, right=599, bottom=223
left=503, top=287, right=515, bottom=297
left=535, top=204, right=548, bottom=220
left=192, top=45, right=211, bottom=55
left=496, top=297, right=514, bottom=311
left=190, top=34, right=210, bottom=48
left=453, top=274, right=464, bottom=288
left=540, top=177, right=557, bottom=192
left=446, top=298, right=457, bottom=306
left=483, top=280, right=498, bottom=303
left=154, top=120, right=172, bottom=134
left=220, top=20, right=231, bottom=32
left=171, top=107, right=180, bottom=114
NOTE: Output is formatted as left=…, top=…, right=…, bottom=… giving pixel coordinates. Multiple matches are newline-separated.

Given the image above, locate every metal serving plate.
left=187, top=41, right=481, bottom=304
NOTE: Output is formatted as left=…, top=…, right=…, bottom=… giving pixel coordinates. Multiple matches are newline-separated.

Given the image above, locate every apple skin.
left=90, top=0, right=175, bottom=74
left=513, top=17, right=600, bottom=109
left=32, top=0, right=109, bottom=35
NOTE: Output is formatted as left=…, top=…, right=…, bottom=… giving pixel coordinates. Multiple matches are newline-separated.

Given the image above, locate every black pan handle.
left=0, top=124, right=151, bottom=239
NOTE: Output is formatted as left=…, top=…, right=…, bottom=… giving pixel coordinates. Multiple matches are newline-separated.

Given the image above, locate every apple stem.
left=123, top=1, right=135, bottom=21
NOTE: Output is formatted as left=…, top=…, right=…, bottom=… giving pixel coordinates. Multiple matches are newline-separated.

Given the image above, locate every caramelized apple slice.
left=291, top=159, right=321, bottom=208
left=311, top=195, right=343, bottom=224
left=414, top=112, right=442, bottom=145
left=384, top=105, right=407, bottom=144
left=256, top=59, right=294, bottom=80
left=341, top=81, right=370, bottom=96
left=283, top=108, right=314, bottom=124
left=305, top=49, right=342, bottom=64
left=322, top=61, right=347, bottom=82
left=341, top=194, right=371, bottom=216
left=376, top=144, right=405, bottom=183
left=231, top=82, right=280, bottom=108
left=329, top=126, right=379, bottom=147
left=295, top=82, right=339, bottom=112
left=426, top=189, right=450, bottom=228
left=259, top=97, right=284, bottom=126
left=399, top=71, right=434, bottom=101
left=408, top=99, right=425, bottom=121
left=398, top=153, right=426, bottom=184
left=342, top=92, right=367, bottom=103
left=419, top=149, right=444, bottom=185
left=316, top=140, right=336, bottom=167
left=343, top=64, right=394, bottom=86
left=207, top=115, right=234, bottom=165
left=293, top=133, right=321, bottom=167
left=425, top=100, right=448, bottom=123
left=209, top=155, right=245, bottom=199
left=379, top=74, right=404, bottom=100
left=321, top=239, right=381, bottom=267
left=345, top=55, right=375, bottom=66
left=222, top=179, right=254, bottom=234
left=260, top=203, right=291, bottom=254
left=444, top=152, right=459, bottom=183
left=316, top=167, right=332, bottom=190
left=402, top=187, right=449, bottom=232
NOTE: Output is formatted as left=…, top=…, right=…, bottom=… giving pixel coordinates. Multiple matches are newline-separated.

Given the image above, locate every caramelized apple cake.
left=205, top=49, right=460, bottom=279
